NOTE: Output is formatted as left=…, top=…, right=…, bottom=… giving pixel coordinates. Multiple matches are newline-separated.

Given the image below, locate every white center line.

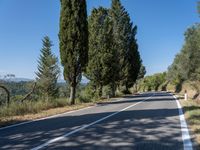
left=31, top=94, right=153, bottom=150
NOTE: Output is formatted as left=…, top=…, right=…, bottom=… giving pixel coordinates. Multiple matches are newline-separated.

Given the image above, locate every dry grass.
left=0, top=97, right=116, bottom=128
left=0, top=102, right=95, bottom=127
left=180, top=99, right=200, bottom=149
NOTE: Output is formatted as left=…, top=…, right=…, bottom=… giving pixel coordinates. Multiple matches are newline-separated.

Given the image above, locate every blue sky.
left=0, top=0, right=199, bottom=79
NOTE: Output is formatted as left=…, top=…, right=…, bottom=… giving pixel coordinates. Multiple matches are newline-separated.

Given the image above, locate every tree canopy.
left=59, top=0, right=88, bottom=104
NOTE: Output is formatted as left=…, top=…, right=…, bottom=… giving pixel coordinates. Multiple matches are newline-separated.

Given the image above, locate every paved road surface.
left=0, top=92, right=192, bottom=150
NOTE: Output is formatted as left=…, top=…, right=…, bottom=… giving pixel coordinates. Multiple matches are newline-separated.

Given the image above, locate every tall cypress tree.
left=86, top=7, right=115, bottom=97
left=138, top=65, right=146, bottom=80
left=110, top=0, right=142, bottom=93
left=36, top=36, right=60, bottom=101
left=59, top=0, right=88, bottom=104
left=110, top=0, right=131, bottom=87
left=123, top=26, right=142, bottom=92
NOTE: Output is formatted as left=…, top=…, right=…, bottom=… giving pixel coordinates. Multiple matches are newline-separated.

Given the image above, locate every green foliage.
left=138, top=72, right=167, bottom=91
left=0, top=98, right=68, bottom=117
left=138, top=65, right=146, bottom=80
left=36, top=36, right=60, bottom=101
left=0, top=88, right=7, bottom=105
left=59, top=0, right=88, bottom=104
left=103, top=85, right=113, bottom=97
left=0, top=80, right=39, bottom=105
left=58, top=82, right=70, bottom=98
left=110, top=0, right=130, bottom=83
left=168, top=24, right=200, bottom=86
left=86, top=7, right=116, bottom=97
left=123, top=26, right=142, bottom=90
left=86, top=0, right=143, bottom=96
left=110, top=0, right=142, bottom=92
left=78, top=84, right=97, bottom=103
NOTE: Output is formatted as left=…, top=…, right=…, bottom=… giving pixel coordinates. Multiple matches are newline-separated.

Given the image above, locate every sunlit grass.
left=0, top=98, right=70, bottom=118
left=181, top=99, right=200, bottom=148
left=0, top=97, right=112, bottom=127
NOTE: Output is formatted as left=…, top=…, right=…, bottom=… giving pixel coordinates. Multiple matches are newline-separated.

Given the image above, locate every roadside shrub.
left=78, top=84, right=97, bottom=103
left=0, top=98, right=70, bottom=118
left=103, top=86, right=112, bottom=97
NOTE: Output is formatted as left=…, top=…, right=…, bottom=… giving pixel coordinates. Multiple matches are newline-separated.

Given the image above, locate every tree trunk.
left=111, top=82, right=116, bottom=97
left=98, top=85, right=103, bottom=98
left=0, top=85, right=10, bottom=106
left=116, top=85, right=120, bottom=94
left=21, top=82, right=36, bottom=102
left=125, top=82, right=129, bottom=94
left=125, top=86, right=129, bottom=94
left=70, top=85, right=76, bottom=105
left=135, top=83, right=138, bottom=93
left=46, top=94, right=49, bottom=102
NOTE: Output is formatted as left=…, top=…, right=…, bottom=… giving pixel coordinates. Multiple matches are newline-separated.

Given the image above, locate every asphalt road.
left=0, top=92, right=192, bottom=150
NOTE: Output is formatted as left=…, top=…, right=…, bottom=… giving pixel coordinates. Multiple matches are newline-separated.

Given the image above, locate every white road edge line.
left=31, top=95, right=153, bottom=150
left=0, top=106, right=94, bottom=131
left=172, top=94, right=193, bottom=150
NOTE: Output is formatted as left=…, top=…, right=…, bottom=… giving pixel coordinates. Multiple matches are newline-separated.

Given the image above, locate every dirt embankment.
left=167, top=81, right=200, bottom=101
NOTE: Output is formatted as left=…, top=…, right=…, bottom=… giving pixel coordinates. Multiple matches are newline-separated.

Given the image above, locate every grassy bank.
left=180, top=99, right=200, bottom=149
left=0, top=98, right=112, bottom=128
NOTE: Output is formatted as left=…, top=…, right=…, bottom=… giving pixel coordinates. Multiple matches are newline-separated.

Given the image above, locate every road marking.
left=0, top=106, right=94, bottom=131
left=172, top=94, right=193, bottom=150
left=31, top=94, right=153, bottom=150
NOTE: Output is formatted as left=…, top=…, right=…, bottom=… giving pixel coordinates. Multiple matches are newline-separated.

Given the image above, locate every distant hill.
left=1, top=78, right=34, bottom=82
left=58, top=76, right=89, bottom=84
left=0, top=77, right=89, bottom=84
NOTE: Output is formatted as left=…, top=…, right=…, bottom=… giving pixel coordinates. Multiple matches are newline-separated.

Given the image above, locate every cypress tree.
left=86, top=7, right=115, bottom=97
left=59, top=0, right=88, bottom=104
left=110, top=0, right=142, bottom=93
left=36, top=36, right=60, bottom=101
left=138, top=65, right=146, bottom=80
left=110, top=0, right=131, bottom=88
left=123, top=26, right=142, bottom=92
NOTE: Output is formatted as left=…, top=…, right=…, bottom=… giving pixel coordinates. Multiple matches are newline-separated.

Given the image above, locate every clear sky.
left=0, top=0, right=199, bottom=79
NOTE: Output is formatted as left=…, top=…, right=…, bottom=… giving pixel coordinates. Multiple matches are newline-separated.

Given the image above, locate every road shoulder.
left=175, top=94, right=198, bottom=149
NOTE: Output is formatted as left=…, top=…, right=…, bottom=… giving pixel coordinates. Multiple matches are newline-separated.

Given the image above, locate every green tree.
left=86, top=7, right=115, bottom=97
left=36, top=36, right=60, bottom=101
left=59, top=0, right=88, bottom=104
left=167, top=24, right=200, bottom=86
left=138, top=65, right=146, bottom=80
left=110, top=0, right=142, bottom=93
left=123, top=26, right=142, bottom=92
left=134, top=65, right=146, bottom=92
left=139, top=73, right=166, bottom=91
left=109, top=0, right=127, bottom=89
left=185, top=25, right=200, bottom=81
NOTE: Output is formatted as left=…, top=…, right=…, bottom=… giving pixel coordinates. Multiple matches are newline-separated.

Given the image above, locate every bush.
left=0, top=98, right=70, bottom=118
left=103, top=86, right=112, bottom=97
left=50, top=98, right=69, bottom=107
left=78, top=84, right=97, bottom=103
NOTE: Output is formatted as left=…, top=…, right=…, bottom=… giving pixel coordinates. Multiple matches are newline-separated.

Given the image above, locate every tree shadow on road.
left=0, top=105, right=184, bottom=150
left=98, top=93, right=175, bottom=106
left=0, top=92, right=190, bottom=150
